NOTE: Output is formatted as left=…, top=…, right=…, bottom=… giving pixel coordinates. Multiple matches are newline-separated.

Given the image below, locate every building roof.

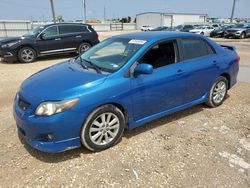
left=136, top=12, right=208, bottom=17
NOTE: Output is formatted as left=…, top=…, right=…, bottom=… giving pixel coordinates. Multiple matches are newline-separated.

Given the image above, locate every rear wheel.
left=81, top=104, right=125, bottom=151
left=206, top=76, right=228, bottom=108
left=18, top=47, right=36, bottom=63
left=78, top=42, right=91, bottom=54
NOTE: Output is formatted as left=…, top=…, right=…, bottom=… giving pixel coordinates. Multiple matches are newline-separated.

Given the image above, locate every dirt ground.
left=0, top=31, right=250, bottom=187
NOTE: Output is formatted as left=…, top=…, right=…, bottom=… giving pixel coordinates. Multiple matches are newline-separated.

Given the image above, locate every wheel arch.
left=83, top=102, right=130, bottom=129
left=220, top=72, right=231, bottom=89
left=17, top=45, right=38, bottom=55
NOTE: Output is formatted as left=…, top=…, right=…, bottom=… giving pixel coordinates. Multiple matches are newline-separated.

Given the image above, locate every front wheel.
left=18, top=47, right=36, bottom=63
left=240, top=32, right=246, bottom=39
left=81, top=105, right=125, bottom=151
left=206, top=76, right=228, bottom=108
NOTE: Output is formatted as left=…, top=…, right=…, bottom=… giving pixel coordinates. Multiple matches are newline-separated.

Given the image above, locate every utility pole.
left=50, top=0, right=56, bottom=23
left=104, top=6, right=106, bottom=23
left=230, top=0, right=237, bottom=23
left=83, top=0, right=87, bottom=23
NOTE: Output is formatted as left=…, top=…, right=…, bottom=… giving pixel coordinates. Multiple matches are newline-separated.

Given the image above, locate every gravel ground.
left=0, top=31, right=250, bottom=187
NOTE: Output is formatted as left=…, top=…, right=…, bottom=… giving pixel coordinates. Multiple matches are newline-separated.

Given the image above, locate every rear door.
left=58, top=25, right=91, bottom=52
left=179, top=38, right=220, bottom=103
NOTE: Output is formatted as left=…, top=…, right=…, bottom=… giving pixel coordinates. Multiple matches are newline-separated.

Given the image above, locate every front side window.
left=138, top=41, right=178, bottom=69
left=79, top=38, right=145, bottom=72
left=43, top=26, right=58, bottom=37
left=182, top=38, right=215, bottom=61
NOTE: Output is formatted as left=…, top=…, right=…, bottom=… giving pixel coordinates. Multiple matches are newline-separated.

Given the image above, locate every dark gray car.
left=224, top=23, right=250, bottom=39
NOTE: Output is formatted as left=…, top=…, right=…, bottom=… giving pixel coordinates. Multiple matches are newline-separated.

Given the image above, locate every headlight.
left=1, top=41, right=19, bottom=48
left=236, top=31, right=241, bottom=34
left=35, top=98, right=79, bottom=116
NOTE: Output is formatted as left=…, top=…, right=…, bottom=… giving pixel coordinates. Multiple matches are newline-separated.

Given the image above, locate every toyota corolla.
left=13, top=32, right=239, bottom=153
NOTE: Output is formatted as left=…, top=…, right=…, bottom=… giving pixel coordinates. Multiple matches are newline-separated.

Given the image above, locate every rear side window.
left=182, top=38, right=215, bottom=60
left=59, top=25, right=89, bottom=34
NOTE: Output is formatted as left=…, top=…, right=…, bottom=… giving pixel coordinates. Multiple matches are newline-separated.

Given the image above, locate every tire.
left=18, top=47, right=36, bottom=63
left=81, top=104, right=125, bottom=151
left=201, top=32, right=204, bottom=35
left=78, top=42, right=91, bottom=54
left=240, top=32, right=246, bottom=39
left=206, top=76, right=228, bottom=108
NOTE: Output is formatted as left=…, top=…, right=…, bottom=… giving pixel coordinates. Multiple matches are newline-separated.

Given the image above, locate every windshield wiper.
left=82, top=58, right=102, bottom=74
left=77, top=56, right=89, bottom=70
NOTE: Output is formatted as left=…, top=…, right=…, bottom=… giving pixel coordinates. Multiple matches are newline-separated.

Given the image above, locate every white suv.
left=141, top=25, right=154, bottom=31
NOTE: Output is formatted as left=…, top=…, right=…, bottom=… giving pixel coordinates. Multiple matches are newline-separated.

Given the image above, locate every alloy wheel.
left=21, top=49, right=35, bottom=62
left=212, top=81, right=227, bottom=104
left=89, top=113, right=120, bottom=146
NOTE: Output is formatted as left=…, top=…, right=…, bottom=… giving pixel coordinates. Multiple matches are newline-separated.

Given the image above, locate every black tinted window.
left=139, top=41, right=177, bottom=69
left=59, top=25, right=89, bottom=34
left=43, top=26, right=58, bottom=36
left=182, top=38, right=215, bottom=60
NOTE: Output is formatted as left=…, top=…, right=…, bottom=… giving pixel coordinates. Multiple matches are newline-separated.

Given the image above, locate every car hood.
left=0, top=36, right=22, bottom=44
left=19, top=61, right=108, bottom=104
left=227, top=28, right=246, bottom=31
left=0, top=36, right=32, bottom=44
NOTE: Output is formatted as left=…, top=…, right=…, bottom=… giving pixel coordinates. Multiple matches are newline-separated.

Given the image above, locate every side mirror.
left=40, top=33, right=46, bottom=40
left=134, top=63, right=153, bottom=76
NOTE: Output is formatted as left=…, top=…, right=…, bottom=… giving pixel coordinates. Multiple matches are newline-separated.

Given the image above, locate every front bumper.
left=0, top=46, right=18, bottom=62
left=224, top=32, right=242, bottom=38
left=13, top=94, right=85, bottom=153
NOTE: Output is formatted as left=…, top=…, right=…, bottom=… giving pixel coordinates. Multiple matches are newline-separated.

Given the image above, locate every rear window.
left=182, top=38, right=215, bottom=60
left=59, top=25, right=89, bottom=34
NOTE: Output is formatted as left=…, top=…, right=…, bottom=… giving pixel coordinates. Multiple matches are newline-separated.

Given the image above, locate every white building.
left=136, top=12, right=207, bottom=29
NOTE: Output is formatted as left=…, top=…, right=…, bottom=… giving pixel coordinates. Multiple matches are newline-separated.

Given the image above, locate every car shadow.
left=19, top=102, right=213, bottom=163
left=0, top=54, right=75, bottom=65
left=123, top=104, right=206, bottom=138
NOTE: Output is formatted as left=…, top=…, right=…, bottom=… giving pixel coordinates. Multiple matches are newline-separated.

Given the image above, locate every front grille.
left=18, top=98, right=30, bottom=111
left=227, top=30, right=236, bottom=33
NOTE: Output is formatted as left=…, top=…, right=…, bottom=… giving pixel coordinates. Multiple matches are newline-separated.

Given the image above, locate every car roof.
left=42, top=23, right=90, bottom=27
left=112, top=31, right=203, bottom=41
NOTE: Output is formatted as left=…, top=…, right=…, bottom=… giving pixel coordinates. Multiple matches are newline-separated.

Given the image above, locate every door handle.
left=176, top=69, right=184, bottom=76
left=76, top=35, right=82, bottom=38
left=212, top=60, right=218, bottom=65
left=55, top=38, right=61, bottom=41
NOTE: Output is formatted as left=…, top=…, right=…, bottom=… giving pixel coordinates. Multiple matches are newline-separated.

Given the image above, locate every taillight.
left=236, top=55, right=240, bottom=63
left=95, top=33, right=99, bottom=40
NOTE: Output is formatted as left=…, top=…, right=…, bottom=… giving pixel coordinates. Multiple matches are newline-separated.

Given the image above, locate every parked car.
left=189, top=26, right=215, bottom=36
left=150, top=26, right=169, bottom=31
left=0, top=23, right=99, bottom=63
left=224, top=23, right=250, bottom=39
left=174, top=25, right=194, bottom=32
left=13, top=32, right=239, bottom=153
left=210, top=25, right=234, bottom=38
left=141, top=25, right=154, bottom=31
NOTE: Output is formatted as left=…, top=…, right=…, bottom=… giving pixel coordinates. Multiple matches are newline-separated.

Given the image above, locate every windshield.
left=23, top=26, right=45, bottom=37
left=79, top=38, right=146, bottom=73
left=234, top=24, right=244, bottom=28
left=175, top=25, right=183, bottom=29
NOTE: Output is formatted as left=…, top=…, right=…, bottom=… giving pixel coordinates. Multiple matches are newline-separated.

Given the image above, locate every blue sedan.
left=13, top=32, right=239, bottom=153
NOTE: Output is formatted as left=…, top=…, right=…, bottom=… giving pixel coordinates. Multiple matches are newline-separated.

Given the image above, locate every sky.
left=0, top=0, right=249, bottom=21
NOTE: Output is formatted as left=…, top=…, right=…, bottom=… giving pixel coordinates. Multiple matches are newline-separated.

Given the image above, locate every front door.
left=130, top=40, right=187, bottom=121
left=36, top=25, right=64, bottom=55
